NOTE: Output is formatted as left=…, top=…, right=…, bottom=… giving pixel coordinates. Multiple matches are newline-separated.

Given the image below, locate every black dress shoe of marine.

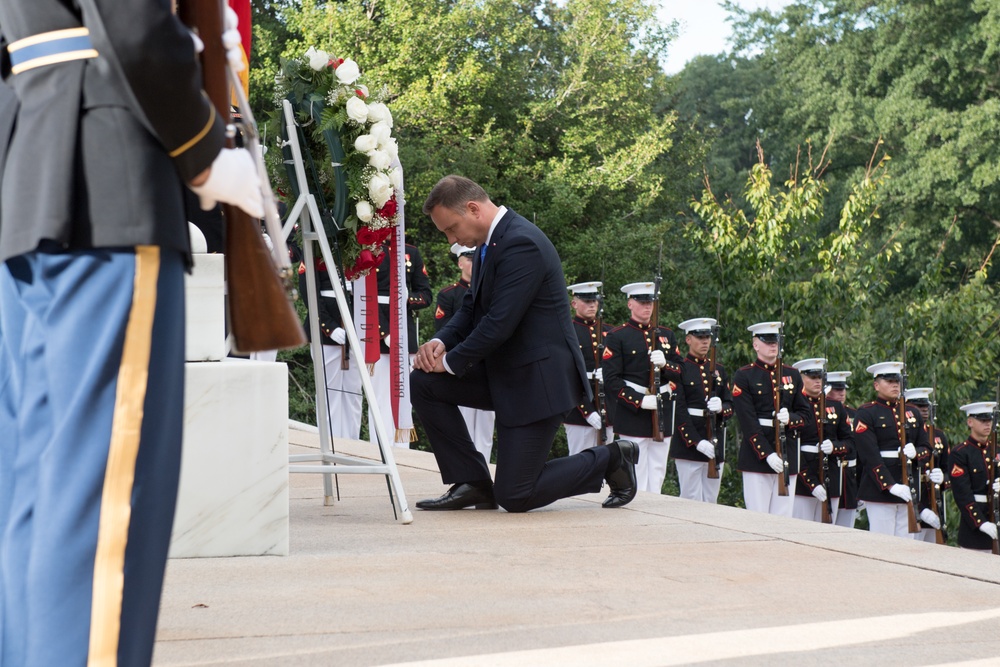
left=603, top=440, right=639, bottom=508
left=416, top=483, right=498, bottom=510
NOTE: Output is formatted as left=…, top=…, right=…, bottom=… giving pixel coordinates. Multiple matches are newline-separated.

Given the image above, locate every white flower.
left=305, top=46, right=329, bottom=71
left=383, top=137, right=399, bottom=163
left=368, top=172, right=394, bottom=208
left=367, top=102, right=393, bottom=127
left=369, top=121, right=392, bottom=147
left=356, top=84, right=369, bottom=98
left=388, top=166, right=404, bottom=193
left=345, top=96, right=369, bottom=124
left=354, top=134, right=378, bottom=153
left=335, top=58, right=361, bottom=85
left=356, top=201, right=374, bottom=223
left=368, top=149, right=391, bottom=171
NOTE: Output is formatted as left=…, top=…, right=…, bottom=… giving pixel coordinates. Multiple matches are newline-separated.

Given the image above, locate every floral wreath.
left=272, top=47, right=400, bottom=280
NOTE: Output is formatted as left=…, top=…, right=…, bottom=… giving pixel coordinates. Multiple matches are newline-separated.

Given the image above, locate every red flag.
left=227, top=0, right=252, bottom=58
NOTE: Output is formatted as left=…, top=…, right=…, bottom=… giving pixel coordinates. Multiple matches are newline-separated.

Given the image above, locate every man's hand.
left=889, top=484, right=912, bottom=503
left=586, top=412, right=603, bottom=430
left=766, top=452, right=784, bottom=474
left=706, top=396, right=722, bottom=413
left=593, top=367, right=603, bottom=383
left=902, top=442, right=917, bottom=460
left=696, top=440, right=716, bottom=459
left=649, top=349, right=666, bottom=369
left=820, top=439, right=834, bottom=455
left=776, top=407, right=790, bottom=426
left=812, top=485, right=828, bottom=503
left=928, top=467, right=944, bottom=485
left=640, top=395, right=658, bottom=411
left=919, top=508, right=941, bottom=530
left=979, top=521, right=998, bottom=541
left=414, top=339, right=446, bottom=373
left=331, top=327, right=346, bottom=345
left=190, top=148, right=264, bottom=218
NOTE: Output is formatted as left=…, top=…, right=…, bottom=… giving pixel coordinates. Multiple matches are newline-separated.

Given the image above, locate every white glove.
left=641, top=395, right=659, bottom=411
left=262, top=232, right=273, bottom=252
left=383, top=334, right=391, bottom=348
left=812, top=485, right=828, bottom=503
left=994, top=478, right=999, bottom=494
left=586, top=412, right=603, bottom=430
left=649, top=349, right=666, bottom=369
left=980, top=522, right=999, bottom=541
left=593, top=367, right=603, bottom=383
left=888, top=484, right=912, bottom=503
left=696, top=440, right=716, bottom=459
left=190, top=148, right=264, bottom=218
left=919, top=508, right=941, bottom=530
left=928, top=468, right=944, bottom=485
left=188, top=29, right=205, bottom=54
left=820, top=439, right=834, bottom=455
left=902, top=442, right=917, bottom=460
left=766, top=452, right=784, bottom=474
left=776, top=407, right=790, bottom=426
left=331, top=327, right=347, bottom=345
left=706, top=396, right=722, bottom=413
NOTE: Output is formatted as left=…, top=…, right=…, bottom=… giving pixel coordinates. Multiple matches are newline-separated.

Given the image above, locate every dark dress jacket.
left=853, top=398, right=930, bottom=504
left=732, top=360, right=811, bottom=475
left=670, top=354, right=733, bottom=462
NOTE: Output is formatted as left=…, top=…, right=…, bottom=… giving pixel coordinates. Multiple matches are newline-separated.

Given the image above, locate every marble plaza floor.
left=154, top=431, right=1000, bottom=666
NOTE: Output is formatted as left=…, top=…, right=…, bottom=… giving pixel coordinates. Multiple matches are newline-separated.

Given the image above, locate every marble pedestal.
left=169, top=357, right=290, bottom=558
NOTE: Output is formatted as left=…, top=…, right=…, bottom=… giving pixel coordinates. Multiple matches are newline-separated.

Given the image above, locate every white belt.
left=881, top=451, right=899, bottom=459
left=758, top=418, right=773, bottom=427
left=319, top=288, right=354, bottom=298
left=625, top=380, right=671, bottom=395
left=586, top=371, right=600, bottom=380
left=847, top=459, right=857, bottom=468
left=974, top=494, right=989, bottom=503
left=688, top=408, right=704, bottom=417
left=800, top=445, right=818, bottom=454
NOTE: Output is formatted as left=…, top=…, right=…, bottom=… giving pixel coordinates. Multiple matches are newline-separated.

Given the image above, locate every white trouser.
left=865, top=502, right=914, bottom=538
left=792, top=495, right=824, bottom=522
left=915, top=527, right=939, bottom=543
left=368, top=352, right=415, bottom=448
left=565, top=423, right=613, bottom=456
left=831, top=497, right=856, bottom=528
left=459, top=405, right=496, bottom=464
left=250, top=349, right=278, bottom=362
left=317, top=345, right=363, bottom=441
left=618, top=435, right=669, bottom=494
left=742, top=472, right=797, bottom=517
left=675, top=459, right=722, bottom=504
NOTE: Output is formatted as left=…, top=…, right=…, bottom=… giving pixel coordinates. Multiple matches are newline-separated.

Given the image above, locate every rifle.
left=991, top=378, right=1000, bottom=555
left=705, top=296, right=721, bottom=479
left=897, top=347, right=920, bottom=533
left=649, top=242, right=667, bottom=442
left=926, top=381, right=946, bottom=544
left=773, top=308, right=789, bottom=496
left=818, top=364, right=832, bottom=523
left=594, top=277, right=607, bottom=446
left=179, top=0, right=306, bottom=354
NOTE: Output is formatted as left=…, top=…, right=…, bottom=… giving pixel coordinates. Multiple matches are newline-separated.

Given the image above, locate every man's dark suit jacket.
left=434, top=208, right=590, bottom=427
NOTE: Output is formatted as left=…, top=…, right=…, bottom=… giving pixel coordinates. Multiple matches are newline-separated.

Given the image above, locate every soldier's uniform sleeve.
left=673, top=380, right=699, bottom=448
left=603, top=331, right=638, bottom=413
left=831, top=402, right=854, bottom=457
left=785, top=373, right=809, bottom=431
left=855, top=409, right=896, bottom=491
left=718, top=366, right=734, bottom=423
left=733, top=370, right=773, bottom=461
left=314, top=268, right=344, bottom=342
left=433, top=286, right=454, bottom=333
left=406, top=245, right=432, bottom=312
left=949, top=447, right=990, bottom=532
left=94, top=0, right=225, bottom=181
left=797, top=455, right=822, bottom=493
left=910, top=409, right=931, bottom=462
left=658, top=327, right=683, bottom=383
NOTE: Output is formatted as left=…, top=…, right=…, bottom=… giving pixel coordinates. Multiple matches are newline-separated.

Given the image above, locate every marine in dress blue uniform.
left=825, top=371, right=860, bottom=528
left=731, top=322, right=811, bottom=517
left=904, top=387, right=948, bottom=543
left=949, top=402, right=999, bottom=551
left=0, top=2, right=260, bottom=665
left=670, top=317, right=733, bottom=504
left=563, top=281, right=613, bottom=455
left=853, top=362, right=931, bottom=538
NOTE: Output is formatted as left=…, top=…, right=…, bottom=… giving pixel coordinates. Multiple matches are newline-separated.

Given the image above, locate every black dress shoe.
left=416, top=483, right=498, bottom=510
left=603, top=440, right=639, bottom=508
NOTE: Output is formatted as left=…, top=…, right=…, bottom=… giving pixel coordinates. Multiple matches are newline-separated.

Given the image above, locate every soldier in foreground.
left=904, top=387, right=948, bottom=543
left=949, top=402, right=999, bottom=552
left=563, top=282, right=612, bottom=455
left=826, top=371, right=860, bottom=528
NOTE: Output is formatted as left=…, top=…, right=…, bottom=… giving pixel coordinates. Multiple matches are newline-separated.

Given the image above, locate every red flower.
left=327, top=59, right=335, bottom=68
left=356, top=88, right=367, bottom=98
left=356, top=226, right=381, bottom=245
left=331, top=57, right=345, bottom=68
left=377, top=197, right=398, bottom=219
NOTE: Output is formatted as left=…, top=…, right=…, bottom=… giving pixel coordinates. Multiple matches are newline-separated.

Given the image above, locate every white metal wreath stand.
left=279, top=99, right=412, bottom=524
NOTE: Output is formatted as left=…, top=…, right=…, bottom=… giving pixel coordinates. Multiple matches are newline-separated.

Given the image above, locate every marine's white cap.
left=450, top=243, right=476, bottom=257
left=621, top=282, right=657, bottom=301
left=678, top=318, right=716, bottom=335
left=866, top=361, right=904, bottom=379
left=747, top=321, right=782, bottom=342
left=904, top=387, right=933, bottom=403
left=960, top=402, right=996, bottom=418
left=826, top=371, right=851, bottom=387
left=567, top=282, right=602, bottom=299
left=792, top=358, right=827, bottom=374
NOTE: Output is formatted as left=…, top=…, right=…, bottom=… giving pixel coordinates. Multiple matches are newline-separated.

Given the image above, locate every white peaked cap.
left=960, top=402, right=996, bottom=417
left=792, top=358, right=827, bottom=373
left=866, top=361, right=904, bottom=378
left=450, top=243, right=476, bottom=256
left=620, top=282, right=656, bottom=298
left=826, top=371, right=851, bottom=385
left=747, top=321, right=782, bottom=336
left=904, top=387, right=933, bottom=401
left=678, top=318, right=716, bottom=334
left=567, top=281, right=602, bottom=297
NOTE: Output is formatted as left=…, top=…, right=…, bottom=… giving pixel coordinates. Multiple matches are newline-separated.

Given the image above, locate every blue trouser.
left=0, top=244, right=185, bottom=667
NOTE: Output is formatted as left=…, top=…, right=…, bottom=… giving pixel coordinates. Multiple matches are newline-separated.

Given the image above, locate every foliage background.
left=251, top=0, right=999, bottom=535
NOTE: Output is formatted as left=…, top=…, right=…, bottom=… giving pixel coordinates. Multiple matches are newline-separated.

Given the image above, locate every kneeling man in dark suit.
left=411, top=175, right=638, bottom=512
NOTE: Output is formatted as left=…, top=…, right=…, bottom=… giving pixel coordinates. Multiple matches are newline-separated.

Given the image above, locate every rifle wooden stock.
left=773, top=356, right=788, bottom=496
left=897, top=398, right=920, bottom=534
left=927, top=420, right=945, bottom=545
left=990, top=402, right=999, bottom=555
left=649, top=294, right=664, bottom=443
left=180, top=0, right=305, bottom=354
left=706, top=341, right=719, bottom=479
left=818, top=391, right=832, bottom=524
